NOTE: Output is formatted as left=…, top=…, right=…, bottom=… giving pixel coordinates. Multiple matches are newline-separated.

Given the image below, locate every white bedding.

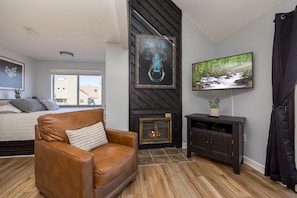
left=0, top=107, right=99, bottom=141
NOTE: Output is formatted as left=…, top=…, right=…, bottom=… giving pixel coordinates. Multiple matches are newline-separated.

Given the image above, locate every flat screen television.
left=192, top=52, right=253, bottom=91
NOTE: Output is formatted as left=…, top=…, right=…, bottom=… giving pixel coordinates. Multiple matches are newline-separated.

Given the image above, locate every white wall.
left=105, top=43, right=129, bottom=130
left=0, top=47, right=35, bottom=99
left=213, top=9, right=275, bottom=172
left=207, top=1, right=297, bottom=171
left=181, top=15, right=216, bottom=144
left=181, top=0, right=297, bottom=172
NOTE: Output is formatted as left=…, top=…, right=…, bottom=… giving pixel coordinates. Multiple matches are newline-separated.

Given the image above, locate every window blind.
left=50, top=69, right=101, bottom=75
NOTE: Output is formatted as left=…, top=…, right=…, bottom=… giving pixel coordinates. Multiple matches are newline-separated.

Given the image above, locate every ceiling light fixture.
left=60, top=51, right=74, bottom=57
left=24, top=26, right=39, bottom=36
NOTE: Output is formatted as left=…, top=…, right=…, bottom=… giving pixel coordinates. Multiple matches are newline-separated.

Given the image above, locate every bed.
left=0, top=99, right=100, bottom=156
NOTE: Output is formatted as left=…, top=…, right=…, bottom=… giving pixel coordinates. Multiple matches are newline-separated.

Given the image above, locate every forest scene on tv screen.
left=192, top=52, right=253, bottom=91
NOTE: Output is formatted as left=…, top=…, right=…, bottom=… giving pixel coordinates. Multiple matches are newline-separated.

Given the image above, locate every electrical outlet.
left=243, top=133, right=247, bottom=143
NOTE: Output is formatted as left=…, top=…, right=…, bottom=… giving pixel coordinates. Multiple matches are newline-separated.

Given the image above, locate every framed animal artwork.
left=0, top=56, right=25, bottom=91
left=135, top=34, right=176, bottom=89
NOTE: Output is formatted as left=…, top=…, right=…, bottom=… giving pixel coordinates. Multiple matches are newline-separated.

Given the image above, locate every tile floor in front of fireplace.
left=138, top=147, right=195, bottom=166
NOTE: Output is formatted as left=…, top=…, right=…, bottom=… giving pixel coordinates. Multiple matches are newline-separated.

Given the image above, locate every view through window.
left=53, top=75, right=102, bottom=106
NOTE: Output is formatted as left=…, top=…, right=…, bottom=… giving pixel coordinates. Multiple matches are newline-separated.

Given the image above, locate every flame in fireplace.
left=139, top=117, right=172, bottom=145
left=148, top=130, right=160, bottom=137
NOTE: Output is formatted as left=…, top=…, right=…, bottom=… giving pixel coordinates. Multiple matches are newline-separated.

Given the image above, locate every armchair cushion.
left=66, top=122, right=108, bottom=151
left=90, top=143, right=137, bottom=187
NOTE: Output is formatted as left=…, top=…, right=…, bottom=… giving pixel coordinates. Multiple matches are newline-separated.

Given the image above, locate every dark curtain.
left=265, top=6, right=297, bottom=191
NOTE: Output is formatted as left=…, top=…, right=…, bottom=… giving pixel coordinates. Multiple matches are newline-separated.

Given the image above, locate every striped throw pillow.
left=66, top=122, right=108, bottom=151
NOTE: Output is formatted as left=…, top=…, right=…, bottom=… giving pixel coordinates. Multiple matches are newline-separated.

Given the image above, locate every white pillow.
left=0, top=103, right=22, bottom=113
left=65, top=122, right=108, bottom=151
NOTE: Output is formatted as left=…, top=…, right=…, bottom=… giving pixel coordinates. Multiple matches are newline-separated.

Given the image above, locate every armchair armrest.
left=105, top=128, right=138, bottom=149
left=35, top=140, right=94, bottom=198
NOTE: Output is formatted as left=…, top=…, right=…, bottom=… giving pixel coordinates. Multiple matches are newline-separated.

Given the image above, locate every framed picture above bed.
left=0, top=56, right=25, bottom=91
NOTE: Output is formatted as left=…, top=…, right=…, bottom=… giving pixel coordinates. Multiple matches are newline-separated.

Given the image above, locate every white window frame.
left=51, top=69, right=104, bottom=107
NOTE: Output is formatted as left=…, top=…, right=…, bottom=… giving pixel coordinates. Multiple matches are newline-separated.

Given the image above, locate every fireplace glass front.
left=139, top=117, right=172, bottom=145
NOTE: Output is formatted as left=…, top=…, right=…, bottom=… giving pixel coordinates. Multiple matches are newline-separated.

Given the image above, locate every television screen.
left=192, top=52, right=253, bottom=91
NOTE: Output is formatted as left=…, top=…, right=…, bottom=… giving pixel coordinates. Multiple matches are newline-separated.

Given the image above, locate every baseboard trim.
left=182, top=142, right=187, bottom=149
left=243, top=156, right=265, bottom=174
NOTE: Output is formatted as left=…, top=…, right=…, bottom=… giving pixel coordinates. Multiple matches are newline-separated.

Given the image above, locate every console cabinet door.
left=210, top=132, right=233, bottom=159
left=191, top=129, right=208, bottom=152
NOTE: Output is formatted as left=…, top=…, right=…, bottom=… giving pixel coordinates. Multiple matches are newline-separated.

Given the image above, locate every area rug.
left=138, top=147, right=195, bottom=166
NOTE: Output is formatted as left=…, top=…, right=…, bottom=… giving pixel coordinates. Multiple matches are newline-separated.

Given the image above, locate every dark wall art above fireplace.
left=135, top=34, right=176, bottom=89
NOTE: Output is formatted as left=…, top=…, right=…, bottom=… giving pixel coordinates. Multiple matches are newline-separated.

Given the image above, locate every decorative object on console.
left=0, top=56, right=25, bottom=91
left=135, top=34, right=176, bottom=89
left=208, top=98, right=220, bottom=117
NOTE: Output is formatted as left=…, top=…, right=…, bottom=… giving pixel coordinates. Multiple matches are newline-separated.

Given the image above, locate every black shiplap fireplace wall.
left=129, top=0, right=182, bottom=149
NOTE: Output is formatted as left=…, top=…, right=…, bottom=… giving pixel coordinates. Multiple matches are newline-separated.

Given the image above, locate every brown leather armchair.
left=34, top=109, right=138, bottom=198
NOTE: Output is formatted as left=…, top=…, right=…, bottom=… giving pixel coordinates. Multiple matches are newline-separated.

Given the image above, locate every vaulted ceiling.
left=0, top=0, right=283, bottom=62
left=172, top=0, right=283, bottom=42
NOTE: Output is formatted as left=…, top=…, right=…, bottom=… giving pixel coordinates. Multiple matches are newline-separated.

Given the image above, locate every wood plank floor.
left=0, top=154, right=296, bottom=198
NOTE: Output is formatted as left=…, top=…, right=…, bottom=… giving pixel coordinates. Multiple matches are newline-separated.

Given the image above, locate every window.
left=52, top=70, right=102, bottom=106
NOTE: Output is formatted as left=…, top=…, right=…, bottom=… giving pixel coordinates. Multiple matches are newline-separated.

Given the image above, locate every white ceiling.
left=172, top=0, right=283, bottom=42
left=0, top=0, right=283, bottom=62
